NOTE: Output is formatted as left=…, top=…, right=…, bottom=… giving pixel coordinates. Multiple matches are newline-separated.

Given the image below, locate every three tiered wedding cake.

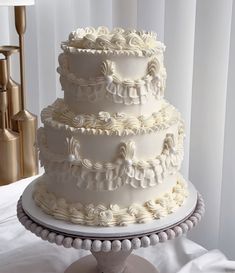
left=33, top=27, right=188, bottom=227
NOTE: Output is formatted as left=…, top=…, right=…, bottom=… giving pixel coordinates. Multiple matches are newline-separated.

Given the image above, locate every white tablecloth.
left=0, top=175, right=235, bottom=273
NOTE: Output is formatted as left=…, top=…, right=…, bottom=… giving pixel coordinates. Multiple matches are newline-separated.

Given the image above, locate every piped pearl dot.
left=106, top=75, right=113, bottom=84
left=125, top=159, right=133, bottom=166
left=68, top=154, right=75, bottom=162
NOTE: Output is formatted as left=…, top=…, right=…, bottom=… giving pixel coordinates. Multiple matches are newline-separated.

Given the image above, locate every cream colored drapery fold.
left=1, top=0, right=234, bottom=260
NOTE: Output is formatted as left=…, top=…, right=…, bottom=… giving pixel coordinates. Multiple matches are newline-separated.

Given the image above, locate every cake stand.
left=17, top=179, right=205, bottom=273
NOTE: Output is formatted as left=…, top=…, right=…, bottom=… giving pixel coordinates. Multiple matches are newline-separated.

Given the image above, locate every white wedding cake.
left=33, top=27, right=188, bottom=227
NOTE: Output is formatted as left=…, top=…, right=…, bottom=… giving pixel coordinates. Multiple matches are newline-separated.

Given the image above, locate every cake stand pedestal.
left=17, top=180, right=205, bottom=273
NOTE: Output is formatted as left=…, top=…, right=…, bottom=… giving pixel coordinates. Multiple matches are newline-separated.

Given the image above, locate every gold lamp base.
left=12, top=109, right=38, bottom=178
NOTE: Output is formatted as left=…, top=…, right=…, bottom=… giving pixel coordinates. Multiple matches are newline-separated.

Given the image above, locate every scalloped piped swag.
left=37, top=123, right=184, bottom=191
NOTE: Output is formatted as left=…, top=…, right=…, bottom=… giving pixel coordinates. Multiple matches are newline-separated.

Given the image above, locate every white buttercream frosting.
left=64, top=27, right=165, bottom=56
left=33, top=175, right=188, bottom=227
left=34, top=26, right=190, bottom=228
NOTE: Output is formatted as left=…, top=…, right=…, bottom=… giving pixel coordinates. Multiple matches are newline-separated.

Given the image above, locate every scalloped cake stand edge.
left=17, top=180, right=205, bottom=273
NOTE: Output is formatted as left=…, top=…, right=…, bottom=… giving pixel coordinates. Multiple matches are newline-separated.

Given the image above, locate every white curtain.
left=1, top=0, right=235, bottom=260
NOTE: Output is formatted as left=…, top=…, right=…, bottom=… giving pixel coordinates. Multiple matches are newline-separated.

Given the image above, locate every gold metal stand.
left=0, top=59, right=21, bottom=185
left=0, top=5, right=38, bottom=183
left=11, top=6, right=38, bottom=178
left=0, top=45, right=21, bottom=128
left=14, top=6, right=26, bottom=110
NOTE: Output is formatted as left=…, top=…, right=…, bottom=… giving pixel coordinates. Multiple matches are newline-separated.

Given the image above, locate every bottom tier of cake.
left=33, top=173, right=188, bottom=227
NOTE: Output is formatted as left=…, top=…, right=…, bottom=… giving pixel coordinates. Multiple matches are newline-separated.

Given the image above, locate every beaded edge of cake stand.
left=17, top=193, right=204, bottom=252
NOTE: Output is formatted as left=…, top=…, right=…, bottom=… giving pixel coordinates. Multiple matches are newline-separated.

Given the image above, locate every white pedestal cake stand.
left=17, top=180, right=205, bottom=273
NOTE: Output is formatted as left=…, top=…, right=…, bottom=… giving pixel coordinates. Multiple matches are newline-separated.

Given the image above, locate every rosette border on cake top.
left=63, top=26, right=165, bottom=56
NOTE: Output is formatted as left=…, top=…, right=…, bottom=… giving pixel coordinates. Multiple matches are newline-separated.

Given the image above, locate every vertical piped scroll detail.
left=66, top=136, right=81, bottom=162
left=119, top=140, right=136, bottom=164
left=147, top=57, right=166, bottom=99
left=100, top=59, right=115, bottom=77
left=147, top=57, right=160, bottom=76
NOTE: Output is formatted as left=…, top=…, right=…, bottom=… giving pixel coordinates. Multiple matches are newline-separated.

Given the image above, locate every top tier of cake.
left=58, top=27, right=166, bottom=116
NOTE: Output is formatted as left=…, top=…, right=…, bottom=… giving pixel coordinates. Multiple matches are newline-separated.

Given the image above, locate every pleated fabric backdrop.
left=0, top=0, right=235, bottom=260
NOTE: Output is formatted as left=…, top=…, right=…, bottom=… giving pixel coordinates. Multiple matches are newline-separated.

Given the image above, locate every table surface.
left=0, top=174, right=235, bottom=273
